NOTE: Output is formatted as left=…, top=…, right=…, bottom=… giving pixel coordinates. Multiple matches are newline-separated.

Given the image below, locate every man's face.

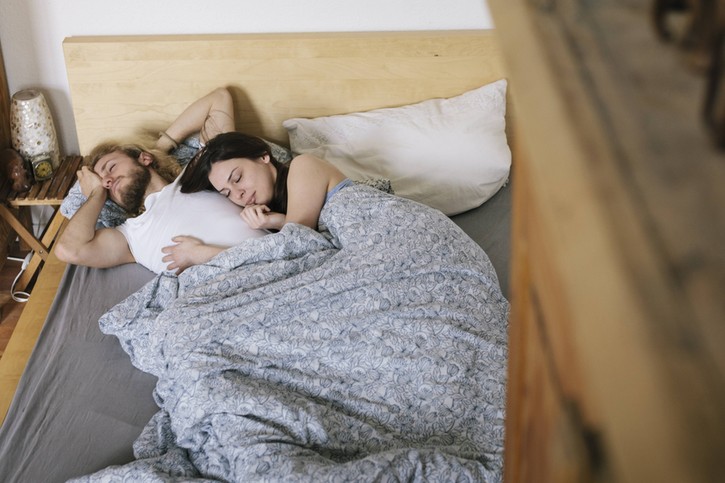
left=93, top=151, right=151, bottom=213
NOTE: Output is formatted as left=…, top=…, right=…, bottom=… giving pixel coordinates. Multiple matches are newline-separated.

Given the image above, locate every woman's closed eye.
left=221, top=177, right=241, bottom=198
left=229, top=167, right=242, bottom=184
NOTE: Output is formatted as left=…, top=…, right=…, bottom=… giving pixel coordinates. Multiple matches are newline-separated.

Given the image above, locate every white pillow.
left=282, top=79, right=511, bottom=215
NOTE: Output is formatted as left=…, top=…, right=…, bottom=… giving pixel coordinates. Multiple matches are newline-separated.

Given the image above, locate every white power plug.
left=21, top=251, right=32, bottom=270
left=7, top=252, right=34, bottom=303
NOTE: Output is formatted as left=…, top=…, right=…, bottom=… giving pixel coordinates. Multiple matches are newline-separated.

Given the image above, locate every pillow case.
left=283, top=79, right=511, bottom=215
left=60, top=135, right=293, bottom=228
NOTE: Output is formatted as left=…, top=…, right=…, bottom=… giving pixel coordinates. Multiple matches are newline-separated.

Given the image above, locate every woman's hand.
left=162, top=235, right=226, bottom=274
left=241, top=204, right=285, bottom=230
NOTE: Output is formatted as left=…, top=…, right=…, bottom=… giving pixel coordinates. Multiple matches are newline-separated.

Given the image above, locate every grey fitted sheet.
left=0, top=263, right=157, bottom=482
left=0, top=181, right=510, bottom=483
left=452, top=180, right=511, bottom=296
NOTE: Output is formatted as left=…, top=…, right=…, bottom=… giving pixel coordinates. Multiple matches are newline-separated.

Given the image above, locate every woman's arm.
left=155, top=87, right=236, bottom=152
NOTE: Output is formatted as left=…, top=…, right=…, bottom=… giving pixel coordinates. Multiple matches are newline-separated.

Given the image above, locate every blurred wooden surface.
left=490, top=0, right=725, bottom=482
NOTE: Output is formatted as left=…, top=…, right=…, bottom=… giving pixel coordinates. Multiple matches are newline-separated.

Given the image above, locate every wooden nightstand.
left=0, top=155, right=82, bottom=290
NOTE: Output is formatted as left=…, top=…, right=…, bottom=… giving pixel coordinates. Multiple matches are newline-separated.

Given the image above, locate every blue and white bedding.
left=76, top=185, right=509, bottom=482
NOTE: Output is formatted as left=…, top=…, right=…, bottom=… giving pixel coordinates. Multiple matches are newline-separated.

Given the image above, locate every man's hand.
left=77, top=166, right=106, bottom=199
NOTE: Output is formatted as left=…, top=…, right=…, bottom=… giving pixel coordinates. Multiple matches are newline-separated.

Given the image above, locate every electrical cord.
left=6, top=252, right=33, bottom=303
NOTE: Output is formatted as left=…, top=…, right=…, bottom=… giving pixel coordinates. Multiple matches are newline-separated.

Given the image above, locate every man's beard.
left=120, top=165, right=151, bottom=214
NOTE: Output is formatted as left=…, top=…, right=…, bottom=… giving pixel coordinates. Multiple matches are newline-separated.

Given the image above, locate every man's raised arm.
left=155, top=87, right=235, bottom=152
left=55, top=168, right=135, bottom=268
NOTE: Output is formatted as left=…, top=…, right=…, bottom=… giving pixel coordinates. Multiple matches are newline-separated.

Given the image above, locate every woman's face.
left=207, top=155, right=276, bottom=207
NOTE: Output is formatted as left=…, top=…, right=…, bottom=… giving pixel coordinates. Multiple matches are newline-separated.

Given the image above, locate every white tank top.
left=116, top=175, right=265, bottom=273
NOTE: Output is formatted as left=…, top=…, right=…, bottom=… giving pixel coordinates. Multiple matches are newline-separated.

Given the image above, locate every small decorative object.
left=29, top=153, right=54, bottom=181
left=0, top=147, right=33, bottom=193
left=9, top=88, right=60, bottom=176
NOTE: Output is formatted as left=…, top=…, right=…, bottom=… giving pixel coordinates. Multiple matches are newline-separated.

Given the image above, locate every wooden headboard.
left=63, top=30, right=507, bottom=154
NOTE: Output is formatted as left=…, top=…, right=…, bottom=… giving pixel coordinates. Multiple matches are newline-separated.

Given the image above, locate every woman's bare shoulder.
left=289, top=153, right=325, bottom=166
left=288, top=154, right=345, bottom=190
left=288, top=153, right=331, bottom=176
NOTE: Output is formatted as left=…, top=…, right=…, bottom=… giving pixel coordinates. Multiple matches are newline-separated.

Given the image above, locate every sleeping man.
left=55, top=88, right=267, bottom=274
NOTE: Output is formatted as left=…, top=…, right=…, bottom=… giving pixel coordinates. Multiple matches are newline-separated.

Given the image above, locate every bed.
left=0, top=30, right=514, bottom=482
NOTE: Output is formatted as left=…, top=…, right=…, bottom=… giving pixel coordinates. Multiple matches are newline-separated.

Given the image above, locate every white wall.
left=0, top=0, right=493, bottom=155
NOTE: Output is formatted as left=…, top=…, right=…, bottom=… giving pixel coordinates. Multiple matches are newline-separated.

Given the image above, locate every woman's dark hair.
left=179, top=131, right=290, bottom=213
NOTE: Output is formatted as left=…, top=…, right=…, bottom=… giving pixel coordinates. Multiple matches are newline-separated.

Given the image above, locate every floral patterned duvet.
left=75, top=185, right=509, bottom=482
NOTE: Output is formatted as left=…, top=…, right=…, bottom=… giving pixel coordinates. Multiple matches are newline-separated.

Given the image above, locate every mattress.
left=0, top=182, right=510, bottom=482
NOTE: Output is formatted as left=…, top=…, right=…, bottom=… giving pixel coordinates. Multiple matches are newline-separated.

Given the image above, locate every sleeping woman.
left=161, top=115, right=350, bottom=273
